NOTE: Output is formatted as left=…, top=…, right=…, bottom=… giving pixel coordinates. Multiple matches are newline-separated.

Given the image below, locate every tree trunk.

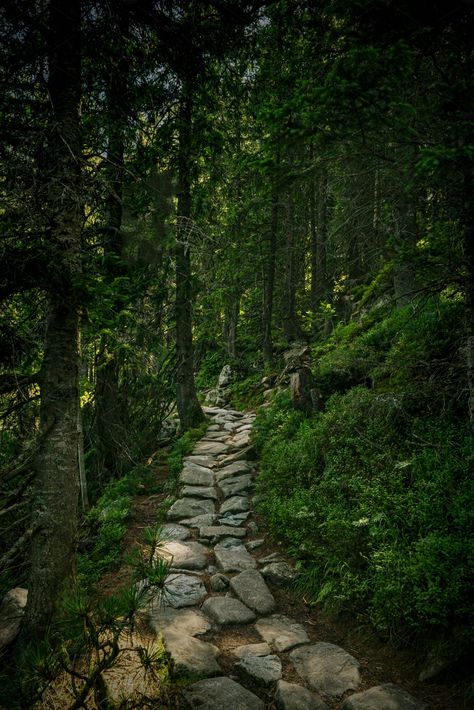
left=262, top=188, right=278, bottom=365
left=310, top=169, right=328, bottom=334
left=225, top=289, right=239, bottom=361
left=175, top=81, right=204, bottom=430
left=22, top=0, right=82, bottom=641
left=283, top=192, right=302, bottom=342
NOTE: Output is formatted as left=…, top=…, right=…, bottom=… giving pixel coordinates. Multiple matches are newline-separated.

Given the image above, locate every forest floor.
left=93, top=407, right=468, bottom=709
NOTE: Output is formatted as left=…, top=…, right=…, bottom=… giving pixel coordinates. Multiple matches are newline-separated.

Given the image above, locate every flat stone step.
left=163, top=573, right=207, bottom=608
left=219, top=495, right=249, bottom=515
left=219, top=474, right=253, bottom=498
left=275, top=680, right=329, bottom=710
left=163, top=630, right=220, bottom=677
left=181, top=485, right=218, bottom=500
left=160, top=523, right=190, bottom=541
left=184, top=677, right=264, bottom=710
left=230, top=570, right=276, bottom=615
left=199, top=526, right=246, bottom=540
left=341, top=683, right=427, bottom=710
left=289, top=642, right=361, bottom=698
left=193, top=441, right=229, bottom=455
left=219, top=447, right=253, bottom=466
left=255, top=615, right=309, bottom=652
left=179, top=463, right=214, bottom=487
left=185, top=455, right=217, bottom=468
left=161, top=541, right=208, bottom=570
left=214, top=543, right=257, bottom=573
left=202, top=597, right=256, bottom=626
left=235, top=654, right=282, bottom=687
left=233, top=642, right=271, bottom=658
left=148, top=607, right=211, bottom=638
left=214, top=461, right=252, bottom=482
left=167, top=498, right=215, bottom=521
left=218, top=511, right=250, bottom=526
left=179, top=513, right=217, bottom=528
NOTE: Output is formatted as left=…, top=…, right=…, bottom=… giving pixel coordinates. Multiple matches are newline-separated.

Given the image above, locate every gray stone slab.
left=149, top=607, right=211, bottom=637
left=229, top=431, right=251, bottom=450
left=220, top=447, right=253, bottom=466
left=246, top=538, right=265, bottom=550
left=290, top=642, right=361, bottom=698
left=219, top=495, right=250, bottom=515
left=193, top=441, right=229, bottom=455
left=276, top=680, right=329, bottom=710
left=202, top=597, right=256, bottom=626
left=255, top=615, right=309, bottom=652
left=167, top=497, right=215, bottom=521
left=219, top=474, right=253, bottom=499
left=179, top=463, right=214, bottom=487
left=200, top=526, right=246, bottom=540
left=203, top=432, right=229, bottom=440
left=214, top=461, right=252, bottom=482
left=160, top=523, right=191, bottom=541
left=161, top=541, right=208, bottom=570
left=233, top=642, right=271, bottom=658
left=235, top=654, right=282, bottom=686
left=184, top=677, right=264, bottom=710
left=261, top=561, right=296, bottom=586
left=230, top=570, right=276, bottom=615
left=341, top=684, right=427, bottom=710
left=214, top=543, right=257, bottom=573
left=185, top=455, right=216, bottom=468
left=181, top=485, right=218, bottom=500
left=164, top=630, right=220, bottom=677
left=164, top=573, right=207, bottom=608
left=179, top=513, right=217, bottom=528
left=218, top=511, right=251, bottom=527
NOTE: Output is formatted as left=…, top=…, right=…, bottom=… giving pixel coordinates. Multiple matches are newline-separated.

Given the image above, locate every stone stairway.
left=146, top=406, right=427, bottom=710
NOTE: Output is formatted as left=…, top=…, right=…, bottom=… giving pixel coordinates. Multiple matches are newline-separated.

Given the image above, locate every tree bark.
left=175, top=80, right=204, bottom=430
left=22, top=0, right=82, bottom=641
left=310, top=169, right=328, bottom=334
left=262, top=187, right=278, bottom=365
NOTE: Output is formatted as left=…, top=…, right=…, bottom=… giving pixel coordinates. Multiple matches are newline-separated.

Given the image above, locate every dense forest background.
left=0, top=0, right=473, bottom=705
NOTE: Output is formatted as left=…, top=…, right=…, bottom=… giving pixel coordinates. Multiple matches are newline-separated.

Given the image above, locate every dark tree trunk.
left=175, top=82, right=204, bottom=430
left=262, top=188, right=279, bottom=365
left=283, top=192, right=302, bottom=342
left=94, top=5, right=129, bottom=479
left=310, top=170, right=328, bottom=334
left=225, top=289, right=240, bottom=361
left=22, top=0, right=82, bottom=641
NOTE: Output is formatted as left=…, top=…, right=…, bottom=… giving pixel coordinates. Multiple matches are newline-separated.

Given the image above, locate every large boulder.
left=0, top=587, right=27, bottom=652
left=218, top=365, right=233, bottom=388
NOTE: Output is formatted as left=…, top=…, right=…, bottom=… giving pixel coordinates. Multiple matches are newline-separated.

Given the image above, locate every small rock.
left=160, top=523, right=191, bottom=541
left=180, top=513, right=217, bottom=528
left=255, top=614, right=309, bottom=652
left=290, top=642, right=361, bottom=697
left=246, top=539, right=265, bottom=550
left=148, top=607, right=211, bottom=637
left=167, top=497, right=215, bottom=521
left=218, top=511, right=251, bottom=526
left=160, top=541, right=208, bottom=570
left=259, top=552, right=282, bottom=564
left=216, top=537, right=245, bottom=548
left=210, top=573, right=229, bottom=591
left=341, top=683, right=427, bottom=710
left=235, top=654, right=282, bottom=686
left=202, top=597, right=256, bottom=626
left=230, top=570, right=276, bottom=615
left=185, top=677, right=264, bottom=710
left=261, top=561, right=296, bottom=586
left=214, top=543, right=257, bottom=573
left=247, top=521, right=259, bottom=535
left=233, top=642, right=271, bottom=658
left=200, top=526, right=246, bottom=540
left=220, top=495, right=250, bottom=515
left=275, top=680, right=329, bottom=710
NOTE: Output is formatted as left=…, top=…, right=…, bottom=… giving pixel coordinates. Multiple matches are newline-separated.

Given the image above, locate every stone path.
left=147, top=406, right=427, bottom=709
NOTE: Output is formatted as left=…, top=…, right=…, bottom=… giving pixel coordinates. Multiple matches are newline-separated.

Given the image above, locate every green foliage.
left=227, top=373, right=264, bottom=411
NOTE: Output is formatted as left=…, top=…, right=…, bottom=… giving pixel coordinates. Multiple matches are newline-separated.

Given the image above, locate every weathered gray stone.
left=179, top=513, right=217, bottom=528
left=219, top=474, right=253, bottom=499
left=214, top=543, right=257, bottom=573
left=259, top=552, right=283, bottom=564
left=167, top=497, right=215, bottom=521
left=218, top=364, right=233, bottom=387
left=218, top=511, right=250, bottom=526
left=230, top=431, right=251, bottom=449
left=149, top=607, right=211, bottom=637
left=203, top=431, right=229, bottom=441
left=275, top=680, right=329, bottom=710
left=219, top=447, right=253, bottom=466
left=164, top=630, right=220, bottom=677
left=207, top=424, right=221, bottom=432
left=0, top=588, right=27, bottom=652
left=247, top=521, right=259, bottom=535
left=235, top=654, right=282, bottom=686
left=341, top=684, right=427, bottom=710
left=246, top=538, right=265, bottom=550
left=202, top=597, right=256, bottom=626
left=193, top=440, right=229, bottom=455
left=179, top=463, right=214, bottom=487
left=230, top=570, right=276, bottom=615
left=185, top=455, right=216, bottom=468
left=181, top=485, right=218, bottom=500
left=185, top=677, right=264, bottom=710
left=216, top=536, right=244, bottom=548
left=255, top=615, right=309, bottom=652
left=219, top=495, right=249, bottom=515
left=290, top=642, right=361, bottom=697
left=164, top=573, right=207, bottom=608
left=233, top=642, right=271, bottom=658
left=209, top=573, right=229, bottom=591
left=214, top=461, right=252, bottom=482
left=224, top=421, right=239, bottom=431
left=160, top=523, right=191, bottom=541
left=261, top=561, right=296, bottom=586
left=200, top=526, right=246, bottom=541
left=161, top=541, right=208, bottom=570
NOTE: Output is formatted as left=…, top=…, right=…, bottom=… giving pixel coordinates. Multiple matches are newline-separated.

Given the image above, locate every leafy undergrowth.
left=253, top=294, right=474, bottom=669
